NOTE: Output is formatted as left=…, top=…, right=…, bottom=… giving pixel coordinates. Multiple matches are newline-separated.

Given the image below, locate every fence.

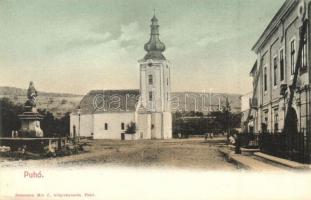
left=237, top=133, right=260, bottom=149
left=236, top=131, right=310, bottom=164
left=260, top=131, right=310, bottom=164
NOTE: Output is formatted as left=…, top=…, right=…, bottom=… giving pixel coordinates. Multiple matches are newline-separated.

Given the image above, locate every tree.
left=38, top=109, right=70, bottom=137
left=125, top=122, right=136, bottom=134
left=0, top=98, right=23, bottom=137
left=0, top=98, right=71, bottom=138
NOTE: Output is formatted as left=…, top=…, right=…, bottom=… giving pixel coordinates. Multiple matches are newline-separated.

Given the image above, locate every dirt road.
left=0, top=138, right=237, bottom=170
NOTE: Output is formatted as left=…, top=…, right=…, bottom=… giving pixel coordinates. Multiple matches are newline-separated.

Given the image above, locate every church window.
left=105, top=123, right=108, bottom=130
left=121, top=123, right=125, bottom=130
left=149, top=75, right=153, bottom=85
left=149, top=91, right=153, bottom=101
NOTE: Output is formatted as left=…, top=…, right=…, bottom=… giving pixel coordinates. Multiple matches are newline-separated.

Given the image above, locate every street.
left=0, top=138, right=237, bottom=170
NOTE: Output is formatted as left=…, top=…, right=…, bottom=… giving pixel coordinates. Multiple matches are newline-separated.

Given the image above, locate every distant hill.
left=0, top=86, right=81, bottom=97
left=0, top=86, right=241, bottom=117
left=0, top=86, right=83, bottom=118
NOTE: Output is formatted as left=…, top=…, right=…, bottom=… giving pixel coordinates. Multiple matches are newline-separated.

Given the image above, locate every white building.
left=249, top=0, right=311, bottom=134
left=70, top=15, right=172, bottom=140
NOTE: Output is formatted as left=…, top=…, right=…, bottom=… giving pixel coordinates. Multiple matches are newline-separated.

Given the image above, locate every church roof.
left=73, top=90, right=140, bottom=115
left=143, top=14, right=166, bottom=60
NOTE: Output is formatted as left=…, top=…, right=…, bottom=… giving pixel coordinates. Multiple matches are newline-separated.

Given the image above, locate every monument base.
left=18, top=111, right=44, bottom=137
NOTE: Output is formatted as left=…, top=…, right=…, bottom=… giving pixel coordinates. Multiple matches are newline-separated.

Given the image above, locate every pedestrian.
left=234, top=134, right=241, bottom=154
left=229, top=135, right=235, bottom=145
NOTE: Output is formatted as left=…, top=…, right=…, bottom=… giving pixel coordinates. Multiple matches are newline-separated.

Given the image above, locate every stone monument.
left=18, top=81, right=44, bottom=137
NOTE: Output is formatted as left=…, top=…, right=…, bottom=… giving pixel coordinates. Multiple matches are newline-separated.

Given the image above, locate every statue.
left=25, top=81, right=38, bottom=108
left=18, top=81, right=44, bottom=137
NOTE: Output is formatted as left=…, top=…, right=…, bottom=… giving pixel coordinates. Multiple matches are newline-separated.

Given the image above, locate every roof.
left=143, top=15, right=166, bottom=60
left=249, top=61, right=257, bottom=76
left=144, top=51, right=166, bottom=60
left=73, top=90, right=140, bottom=115
left=252, top=0, right=298, bottom=53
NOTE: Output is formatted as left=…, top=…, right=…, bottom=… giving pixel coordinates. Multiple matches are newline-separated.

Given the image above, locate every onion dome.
left=143, top=14, right=166, bottom=60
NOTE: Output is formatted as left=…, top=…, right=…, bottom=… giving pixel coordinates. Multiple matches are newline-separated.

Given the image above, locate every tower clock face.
left=148, top=62, right=153, bottom=67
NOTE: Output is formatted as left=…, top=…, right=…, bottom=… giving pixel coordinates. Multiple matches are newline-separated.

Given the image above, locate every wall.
left=93, top=112, right=135, bottom=139
left=254, top=1, right=310, bottom=133
left=70, top=114, right=93, bottom=137
left=136, top=112, right=152, bottom=139
left=162, top=112, right=172, bottom=139
left=139, top=59, right=171, bottom=112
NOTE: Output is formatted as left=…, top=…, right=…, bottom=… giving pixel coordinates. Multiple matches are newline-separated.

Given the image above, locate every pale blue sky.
left=0, top=0, right=284, bottom=94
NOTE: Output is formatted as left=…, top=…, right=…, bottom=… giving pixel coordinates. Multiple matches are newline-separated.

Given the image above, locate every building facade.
left=70, top=15, right=172, bottom=140
left=249, top=0, right=311, bottom=135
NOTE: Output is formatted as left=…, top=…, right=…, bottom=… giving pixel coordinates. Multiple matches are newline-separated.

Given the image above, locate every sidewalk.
left=254, top=152, right=311, bottom=170
left=219, top=147, right=287, bottom=171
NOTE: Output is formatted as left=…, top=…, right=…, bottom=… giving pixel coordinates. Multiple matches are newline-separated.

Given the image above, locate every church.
left=70, top=14, right=172, bottom=140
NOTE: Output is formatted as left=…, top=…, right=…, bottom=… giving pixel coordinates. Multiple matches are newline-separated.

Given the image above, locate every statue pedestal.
left=18, top=108, right=44, bottom=137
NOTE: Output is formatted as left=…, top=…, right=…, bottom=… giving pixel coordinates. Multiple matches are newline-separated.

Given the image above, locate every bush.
left=125, top=122, right=136, bottom=134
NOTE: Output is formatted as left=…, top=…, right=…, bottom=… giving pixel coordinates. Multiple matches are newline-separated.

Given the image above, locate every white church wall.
left=137, top=112, right=152, bottom=139
left=70, top=114, right=93, bottom=138
left=162, top=112, right=172, bottom=139
left=151, top=113, right=163, bottom=139
left=93, top=112, right=135, bottom=139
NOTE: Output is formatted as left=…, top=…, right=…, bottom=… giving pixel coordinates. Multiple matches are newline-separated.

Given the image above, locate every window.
left=264, top=67, right=267, bottom=92
left=105, top=123, right=108, bottom=130
left=273, top=57, right=278, bottom=86
left=264, top=111, right=268, bottom=122
left=148, top=74, right=153, bottom=85
left=121, top=123, right=125, bottom=130
left=280, top=49, right=284, bottom=81
left=149, top=91, right=153, bottom=101
left=301, top=31, right=307, bottom=70
left=73, top=125, right=76, bottom=137
left=167, top=78, right=169, bottom=86
left=290, top=39, right=296, bottom=75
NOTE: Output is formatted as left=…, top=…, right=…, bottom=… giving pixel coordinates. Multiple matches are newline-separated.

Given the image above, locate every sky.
left=0, top=0, right=285, bottom=95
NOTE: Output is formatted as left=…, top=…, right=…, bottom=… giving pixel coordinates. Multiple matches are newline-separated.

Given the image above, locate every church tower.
left=136, top=14, right=172, bottom=139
